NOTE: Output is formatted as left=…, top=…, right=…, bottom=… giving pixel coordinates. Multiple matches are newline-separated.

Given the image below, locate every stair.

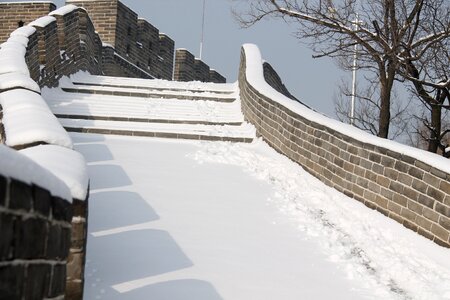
left=43, top=75, right=255, bottom=143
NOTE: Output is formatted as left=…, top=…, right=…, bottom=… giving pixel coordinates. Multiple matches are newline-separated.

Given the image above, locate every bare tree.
left=334, top=76, right=411, bottom=140
left=406, top=105, right=450, bottom=155
left=401, top=32, right=450, bottom=153
left=235, top=0, right=450, bottom=139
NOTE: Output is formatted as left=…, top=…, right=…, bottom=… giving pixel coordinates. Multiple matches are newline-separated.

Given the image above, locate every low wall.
left=0, top=5, right=91, bottom=299
left=174, top=48, right=226, bottom=83
left=263, top=62, right=299, bottom=102
left=0, top=145, right=72, bottom=300
left=239, top=44, right=450, bottom=248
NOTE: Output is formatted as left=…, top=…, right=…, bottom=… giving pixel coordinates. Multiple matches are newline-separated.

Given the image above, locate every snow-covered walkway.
left=39, top=73, right=450, bottom=299
left=73, top=133, right=450, bottom=300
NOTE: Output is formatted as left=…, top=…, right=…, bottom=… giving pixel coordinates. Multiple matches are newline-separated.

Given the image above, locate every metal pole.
left=199, top=0, right=206, bottom=60
left=350, top=15, right=359, bottom=126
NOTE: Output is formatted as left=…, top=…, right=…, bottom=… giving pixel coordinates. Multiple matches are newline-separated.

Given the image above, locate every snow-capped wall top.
left=242, top=43, right=450, bottom=174
left=29, top=15, right=56, bottom=28
left=0, top=41, right=27, bottom=56
left=49, top=4, right=80, bottom=16
left=0, top=89, right=73, bottom=149
left=20, top=145, right=89, bottom=201
left=0, top=42, right=30, bottom=76
left=0, top=72, right=40, bottom=93
left=10, top=25, right=36, bottom=38
left=0, top=144, right=72, bottom=202
left=6, top=35, right=29, bottom=47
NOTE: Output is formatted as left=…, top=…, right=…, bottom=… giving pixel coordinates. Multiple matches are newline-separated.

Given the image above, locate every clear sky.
left=1, top=0, right=347, bottom=117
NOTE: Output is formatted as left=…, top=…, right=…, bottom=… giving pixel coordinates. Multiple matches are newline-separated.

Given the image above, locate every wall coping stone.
left=29, top=16, right=56, bottom=28
left=0, top=144, right=71, bottom=202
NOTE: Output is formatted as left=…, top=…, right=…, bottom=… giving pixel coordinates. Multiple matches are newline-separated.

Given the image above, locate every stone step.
left=61, top=85, right=236, bottom=103
left=55, top=114, right=243, bottom=126
left=58, top=118, right=255, bottom=143
left=44, top=88, right=244, bottom=125
left=70, top=74, right=235, bottom=95
left=72, top=81, right=234, bottom=95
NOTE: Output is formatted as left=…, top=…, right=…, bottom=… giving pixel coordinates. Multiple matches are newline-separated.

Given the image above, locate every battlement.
left=0, top=0, right=226, bottom=83
left=64, top=0, right=225, bottom=82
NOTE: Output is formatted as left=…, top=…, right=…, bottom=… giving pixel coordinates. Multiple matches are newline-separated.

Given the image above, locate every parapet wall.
left=0, top=5, right=91, bottom=299
left=65, top=0, right=224, bottom=82
left=263, top=62, right=299, bottom=101
left=174, top=49, right=226, bottom=83
left=0, top=0, right=226, bottom=84
left=0, top=146, right=72, bottom=300
left=239, top=44, right=450, bottom=248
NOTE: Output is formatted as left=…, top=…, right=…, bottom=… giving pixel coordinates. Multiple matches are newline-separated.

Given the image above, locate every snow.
left=0, top=42, right=29, bottom=76
left=0, top=41, right=27, bottom=56
left=0, top=72, right=40, bottom=93
left=62, top=81, right=235, bottom=100
left=42, top=86, right=243, bottom=124
left=9, top=26, right=36, bottom=38
left=49, top=4, right=79, bottom=16
left=5, top=35, right=29, bottom=47
left=242, top=43, right=450, bottom=174
left=0, top=89, right=73, bottom=148
left=28, top=16, right=56, bottom=28
left=75, top=133, right=450, bottom=300
left=69, top=72, right=233, bottom=93
left=0, top=144, right=72, bottom=202
left=20, top=145, right=89, bottom=200
left=58, top=118, right=255, bottom=139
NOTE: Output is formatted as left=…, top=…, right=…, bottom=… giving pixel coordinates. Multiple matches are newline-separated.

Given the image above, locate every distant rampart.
left=0, top=0, right=226, bottom=85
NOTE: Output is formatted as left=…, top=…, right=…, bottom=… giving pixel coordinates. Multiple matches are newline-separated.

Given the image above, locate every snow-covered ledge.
left=239, top=43, right=450, bottom=248
left=0, top=8, right=91, bottom=299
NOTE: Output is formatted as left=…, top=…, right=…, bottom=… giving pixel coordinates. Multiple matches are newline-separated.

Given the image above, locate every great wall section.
left=0, top=1, right=449, bottom=300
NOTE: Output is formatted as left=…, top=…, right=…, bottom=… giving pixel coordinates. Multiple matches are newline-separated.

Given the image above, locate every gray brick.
left=436, top=203, right=450, bottom=218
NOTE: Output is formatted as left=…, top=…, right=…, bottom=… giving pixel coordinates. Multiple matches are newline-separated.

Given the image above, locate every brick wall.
left=174, top=49, right=195, bottom=82
left=101, top=45, right=154, bottom=79
left=0, top=2, right=56, bottom=43
left=29, top=17, right=62, bottom=87
left=0, top=171, right=72, bottom=299
left=51, top=8, right=102, bottom=76
left=209, top=70, right=226, bottom=84
left=263, top=62, right=299, bottom=101
left=65, top=198, right=88, bottom=300
left=239, top=45, right=450, bottom=248
left=25, top=31, right=41, bottom=83
left=158, top=34, right=175, bottom=80
left=65, top=0, right=221, bottom=82
left=194, top=59, right=211, bottom=82
left=66, top=0, right=118, bottom=46
left=137, top=19, right=160, bottom=75
left=174, top=48, right=227, bottom=83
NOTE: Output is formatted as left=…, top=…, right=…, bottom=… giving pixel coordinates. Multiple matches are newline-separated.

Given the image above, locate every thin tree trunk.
left=428, top=104, right=442, bottom=153
left=378, top=64, right=395, bottom=139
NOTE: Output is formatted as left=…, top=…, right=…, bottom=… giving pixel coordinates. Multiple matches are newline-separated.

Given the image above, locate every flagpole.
left=350, top=14, right=359, bottom=126
left=199, top=0, right=206, bottom=60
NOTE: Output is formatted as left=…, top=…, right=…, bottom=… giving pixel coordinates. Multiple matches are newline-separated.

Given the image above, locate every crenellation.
left=63, top=0, right=222, bottom=82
